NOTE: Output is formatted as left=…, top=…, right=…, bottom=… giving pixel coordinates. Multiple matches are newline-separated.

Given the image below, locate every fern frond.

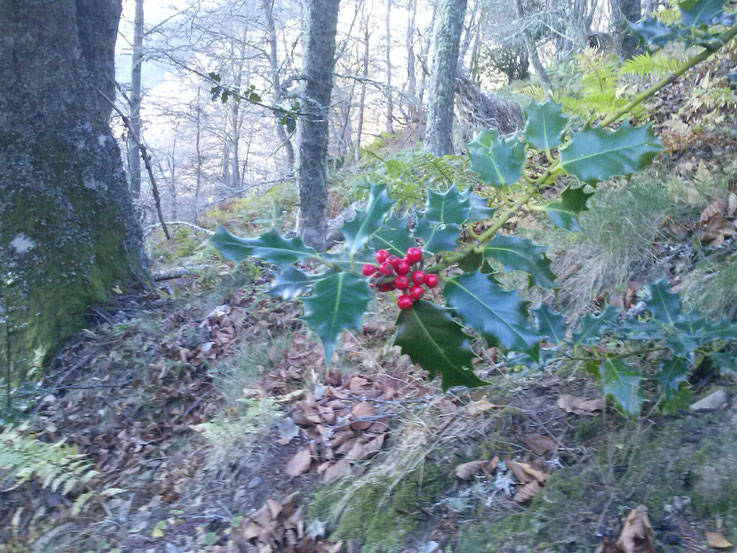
left=621, top=53, right=684, bottom=77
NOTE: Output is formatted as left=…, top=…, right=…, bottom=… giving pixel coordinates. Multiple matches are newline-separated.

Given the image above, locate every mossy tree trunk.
left=0, top=0, right=148, bottom=382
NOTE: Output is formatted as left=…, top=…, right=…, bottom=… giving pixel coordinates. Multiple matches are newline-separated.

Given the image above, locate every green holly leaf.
left=424, top=186, right=471, bottom=226
left=589, top=358, right=644, bottom=416
left=710, top=351, right=737, bottom=374
left=444, top=270, right=542, bottom=360
left=483, top=235, right=556, bottom=289
left=545, top=185, right=595, bottom=232
left=269, top=267, right=325, bottom=301
left=695, top=318, right=737, bottom=343
left=560, top=122, right=663, bottom=185
left=680, top=0, right=727, bottom=26
left=368, top=214, right=417, bottom=257
left=460, top=188, right=498, bottom=220
left=571, top=305, right=620, bottom=347
left=210, top=226, right=316, bottom=268
left=524, top=99, right=568, bottom=151
left=653, top=356, right=690, bottom=400
left=414, top=218, right=461, bottom=254
left=533, top=304, right=567, bottom=345
left=629, top=16, right=678, bottom=47
left=660, top=387, right=692, bottom=415
left=342, top=184, right=395, bottom=255
left=301, top=272, right=373, bottom=365
left=458, top=249, right=484, bottom=273
left=645, top=279, right=680, bottom=324
left=468, top=129, right=526, bottom=188
left=394, top=300, right=486, bottom=391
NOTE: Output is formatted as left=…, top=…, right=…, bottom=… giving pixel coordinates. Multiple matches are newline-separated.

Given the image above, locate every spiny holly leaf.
left=524, top=99, right=568, bottom=151
left=589, top=358, right=644, bottom=416
left=269, top=267, right=325, bottom=301
left=483, top=235, right=556, bottom=289
left=414, top=218, right=461, bottom=254
left=653, top=357, right=690, bottom=400
left=444, top=270, right=542, bottom=360
left=694, top=318, right=737, bottom=343
left=210, top=226, right=316, bottom=268
left=394, top=300, right=486, bottom=391
left=710, top=351, right=737, bottom=374
left=534, top=304, right=567, bottom=345
left=668, top=316, right=737, bottom=360
left=368, top=213, right=417, bottom=257
left=660, top=387, right=692, bottom=415
left=301, top=272, right=373, bottom=365
left=424, top=186, right=471, bottom=226
left=461, top=188, right=498, bottom=220
left=341, top=184, right=395, bottom=255
left=571, top=304, right=620, bottom=347
left=680, top=0, right=727, bottom=26
left=458, top=249, right=484, bottom=273
left=629, top=16, right=678, bottom=47
left=468, top=129, right=526, bottom=188
left=545, top=185, right=594, bottom=232
left=645, top=279, right=680, bottom=324
left=560, top=122, right=663, bottom=185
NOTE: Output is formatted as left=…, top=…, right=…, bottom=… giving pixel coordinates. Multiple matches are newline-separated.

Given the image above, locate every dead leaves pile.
left=225, top=493, right=341, bottom=553
left=596, top=506, right=654, bottom=553
left=698, top=195, right=737, bottom=246
left=557, top=394, right=606, bottom=415
left=282, top=373, right=394, bottom=484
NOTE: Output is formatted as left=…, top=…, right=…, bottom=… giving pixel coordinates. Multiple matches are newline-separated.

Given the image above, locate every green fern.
left=0, top=426, right=97, bottom=510
left=621, top=52, right=685, bottom=77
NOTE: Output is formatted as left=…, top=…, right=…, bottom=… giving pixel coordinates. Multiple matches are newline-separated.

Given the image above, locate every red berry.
left=424, top=274, right=439, bottom=288
left=387, top=255, right=401, bottom=267
left=411, top=271, right=426, bottom=285
left=376, top=249, right=390, bottom=263
left=362, top=264, right=377, bottom=276
left=378, top=262, right=394, bottom=275
left=378, top=283, right=395, bottom=292
left=395, top=260, right=411, bottom=275
left=405, top=247, right=423, bottom=264
left=397, top=295, right=414, bottom=310
left=409, top=285, right=424, bottom=300
left=394, top=275, right=410, bottom=290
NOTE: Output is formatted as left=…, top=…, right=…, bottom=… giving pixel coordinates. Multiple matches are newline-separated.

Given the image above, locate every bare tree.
left=128, top=0, right=144, bottom=200
left=610, top=0, right=641, bottom=59
left=385, top=0, right=394, bottom=134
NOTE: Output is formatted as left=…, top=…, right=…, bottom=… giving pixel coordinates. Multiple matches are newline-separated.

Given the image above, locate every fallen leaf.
left=467, top=398, right=499, bottom=415
left=507, top=460, right=547, bottom=484
left=323, top=458, right=351, bottom=484
left=285, top=447, right=312, bottom=477
left=616, top=506, right=654, bottom=553
left=558, top=394, right=606, bottom=415
left=523, top=433, right=557, bottom=456
left=706, top=532, right=734, bottom=549
left=350, top=401, right=375, bottom=430
left=346, top=433, right=386, bottom=461
left=513, top=480, right=541, bottom=503
left=455, top=460, right=488, bottom=480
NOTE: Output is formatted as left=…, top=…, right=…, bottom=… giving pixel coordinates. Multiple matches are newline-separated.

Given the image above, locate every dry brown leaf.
left=350, top=401, right=375, bottom=430
left=595, top=538, right=625, bottom=553
left=507, top=460, right=547, bottom=484
left=467, top=398, right=499, bottom=415
left=700, top=200, right=727, bottom=223
left=455, top=460, right=488, bottom=480
left=346, top=433, right=386, bottom=461
left=557, top=394, right=606, bottom=415
left=616, top=506, right=654, bottom=553
left=323, top=458, right=351, bottom=484
left=513, top=480, right=541, bottom=503
left=523, top=433, right=557, bottom=456
left=706, top=532, right=734, bottom=549
left=285, top=447, right=312, bottom=477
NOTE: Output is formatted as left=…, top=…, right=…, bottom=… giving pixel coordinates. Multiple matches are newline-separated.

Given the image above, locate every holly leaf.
left=560, top=122, right=663, bottom=185
left=302, top=272, right=373, bottom=365
left=645, top=278, right=680, bottom=324
left=571, top=305, right=620, bottom=347
left=458, top=249, right=484, bottom=273
left=533, top=304, right=567, bottom=345
left=545, top=185, right=594, bottom=232
left=424, top=186, right=471, bottom=226
left=368, top=213, right=417, bottom=257
left=629, top=16, right=678, bottom=47
left=524, top=99, right=568, bottom=151
left=460, top=188, right=498, bottom=220
left=589, top=358, right=644, bottom=416
left=341, top=184, right=395, bottom=255
left=444, top=270, right=542, bottom=360
left=414, top=218, right=461, bottom=254
left=210, top=226, right=316, bottom=268
left=269, top=267, right=325, bottom=301
left=680, top=0, right=727, bottom=26
left=394, top=300, right=486, bottom=390
left=483, top=235, right=556, bottom=289
left=468, top=129, right=526, bottom=188
left=653, top=356, right=690, bottom=400
left=710, top=351, right=737, bottom=374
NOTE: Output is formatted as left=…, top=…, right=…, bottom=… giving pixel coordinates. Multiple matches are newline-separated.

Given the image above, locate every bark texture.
left=424, top=0, right=467, bottom=156
left=127, top=0, right=143, bottom=200
left=0, top=0, right=148, bottom=379
left=611, top=0, right=641, bottom=59
left=296, top=0, right=340, bottom=250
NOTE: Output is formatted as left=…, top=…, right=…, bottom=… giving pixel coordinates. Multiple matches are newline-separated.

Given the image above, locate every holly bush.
left=210, top=1, right=737, bottom=416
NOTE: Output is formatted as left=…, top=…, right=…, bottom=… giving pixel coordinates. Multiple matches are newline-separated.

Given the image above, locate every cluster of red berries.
left=362, top=247, right=438, bottom=310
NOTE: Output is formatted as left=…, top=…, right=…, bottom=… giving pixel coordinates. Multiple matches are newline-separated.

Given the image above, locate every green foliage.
left=544, top=185, right=595, bottom=232
left=482, top=235, right=556, bottom=289
left=589, top=358, right=645, bottom=416
left=523, top=99, right=568, bottom=151
left=468, top=129, right=526, bottom=187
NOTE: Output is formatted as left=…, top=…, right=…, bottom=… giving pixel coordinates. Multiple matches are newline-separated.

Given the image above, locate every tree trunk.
left=0, top=0, right=148, bottom=380
left=355, top=13, right=370, bottom=160
left=296, top=0, right=340, bottom=250
left=262, top=0, right=295, bottom=171
left=127, top=0, right=143, bottom=200
left=406, top=0, right=419, bottom=121
left=418, top=1, right=437, bottom=107
left=515, top=0, right=552, bottom=89
left=425, top=0, right=467, bottom=156
left=611, top=0, right=641, bottom=59
left=385, top=0, right=394, bottom=135
left=193, top=89, right=203, bottom=223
